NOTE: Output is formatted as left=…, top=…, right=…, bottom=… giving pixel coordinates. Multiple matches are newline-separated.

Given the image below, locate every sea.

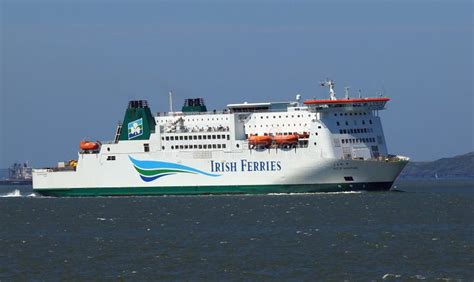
left=0, top=180, right=473, bottom=281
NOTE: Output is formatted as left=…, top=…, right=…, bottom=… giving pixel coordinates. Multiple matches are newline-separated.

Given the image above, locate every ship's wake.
left=0, top=189, right=38, bottom=198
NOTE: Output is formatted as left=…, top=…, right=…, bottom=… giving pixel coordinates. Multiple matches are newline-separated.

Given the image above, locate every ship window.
left=144, top=144, right=150, bottom=152
left=217, top=144, right=222, bottom=148
left=194, top=136, right=197, bottom=140
left=227, top=135, right=230, bottom=140
left=344, top=176, right=354, bottom=181
left=106, top=156, right=116, bottom=161
left=180, top=136, right=183, bottom=140
left=345, top=121, right=349, bottom=126
left=198, top=135, right=202, bottom=140
left=199, top=145, right=202, bottom=149
left=166, top=137, right=170, bottom=141
left=336, top=122, right=340, bottom=126
left=180, top=145, right=184, bottom=149
left=369, top=120, right=373, bottom=124
left=221, top=134, right=225, bottom=139
left=184, top=136, right=188, bottom=140
left=213, top=144, right=217, bottom=149
left=162, top=146, right=165, bottom=150
left=362, top=121, right=366, bottom=125
left=339, top=129, right=343, bottom=134
left=339, top=113, right=343, bottom=116
left=212, top=135, right=216, bottom=139
left=107, top=147, right=110, bottom=152
left=342, top=139, right=345, bottom=144
left=203, top=145, right=207, bottom=149
left=161, top=137, right=164, bottom=141
left=170, top=136, right=174, bottom=141
left=223, top=144, right=226, bottom=149
left=171, top=146, right=174, bottom=149
left=203, top=135, right=207, bottom=140
left=236, top=144, right=240, bottom=148
left=194, top=145, right=198, bottom=149
left=314, top=142, right=317, bottom=145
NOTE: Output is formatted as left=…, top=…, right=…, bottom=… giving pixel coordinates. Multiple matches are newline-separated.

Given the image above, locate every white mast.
left=344, top=86, right=350, bottom=99
left=169, top=91, right=173, bottom=113
left=320, top=79, right=337, bottom=100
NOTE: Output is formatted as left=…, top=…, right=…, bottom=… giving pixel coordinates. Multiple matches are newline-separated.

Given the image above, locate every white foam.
left=1, top=189, right=21, bottom=197
left=268, top=191, right=364, bottom=196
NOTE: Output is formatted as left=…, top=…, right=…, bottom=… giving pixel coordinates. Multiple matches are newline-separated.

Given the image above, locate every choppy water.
left=0, top=180, right=473, bottom=281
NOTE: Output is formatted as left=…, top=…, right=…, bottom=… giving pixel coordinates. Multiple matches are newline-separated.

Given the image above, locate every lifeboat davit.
left=80, top=141, right=100, bottom=150
left=248, top=135, right=273, bottom=147
left=273, top=134, right=299, bottom=145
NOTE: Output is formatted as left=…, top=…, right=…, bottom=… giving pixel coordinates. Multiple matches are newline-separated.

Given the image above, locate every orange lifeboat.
left=80, top=141, right=100, bottom=150
left=248, top=135, right=273, bottom=147
left=298, top=132, right=310, bottom=139
left=274, top=134, right=299, bottom=145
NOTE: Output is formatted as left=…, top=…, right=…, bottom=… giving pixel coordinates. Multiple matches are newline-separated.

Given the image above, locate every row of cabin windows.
left=247, top=123, right=308, bottom=128
left=334, top=112, right=368, bottom=116
left=339, top=128, right=374, bottom=134
left=159, top=117, right=229, bottom=123
left=247, top=114, right=315, bottom=120
left=170, top=144, right=227, bottom=150
left=342, top=138, right=375, bottom=144
left=337, top=120, right=372, bottom=126
left=163, top=134, right=230, bottom=141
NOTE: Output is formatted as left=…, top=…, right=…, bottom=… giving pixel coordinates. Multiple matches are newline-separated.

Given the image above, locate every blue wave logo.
left=129, top=156, right=221, bottom=182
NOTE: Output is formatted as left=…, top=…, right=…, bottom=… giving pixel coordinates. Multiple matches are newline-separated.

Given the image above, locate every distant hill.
left=400, top=152, right=474, bottom=179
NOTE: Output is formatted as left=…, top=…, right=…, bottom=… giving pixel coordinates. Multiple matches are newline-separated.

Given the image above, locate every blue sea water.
left=0, top=180, right=473, bottom=280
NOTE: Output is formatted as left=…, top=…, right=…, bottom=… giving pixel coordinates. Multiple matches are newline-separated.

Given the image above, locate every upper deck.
left=303, top=97, right=390, bottom=111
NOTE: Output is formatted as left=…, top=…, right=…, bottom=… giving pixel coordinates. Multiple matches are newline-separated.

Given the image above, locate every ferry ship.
left=0, top=162, right=33, bottom=186
left=33, top=80, right=409, bottom=196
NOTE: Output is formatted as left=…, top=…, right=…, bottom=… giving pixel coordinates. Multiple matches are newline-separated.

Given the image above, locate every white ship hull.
left=33, top=149, right=408, bottom=196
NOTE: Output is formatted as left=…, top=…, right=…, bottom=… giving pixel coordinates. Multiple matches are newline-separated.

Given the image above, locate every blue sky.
left=1, top=0, right=473, bottom=167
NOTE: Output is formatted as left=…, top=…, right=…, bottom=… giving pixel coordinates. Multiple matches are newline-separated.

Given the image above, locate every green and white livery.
left=33, top=81, right=408, bottom=196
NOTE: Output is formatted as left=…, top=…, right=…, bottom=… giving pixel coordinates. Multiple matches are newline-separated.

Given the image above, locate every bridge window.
left=144, top=144, right=150, bottom=152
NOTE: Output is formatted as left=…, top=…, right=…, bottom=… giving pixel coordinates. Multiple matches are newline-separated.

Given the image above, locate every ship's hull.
left=34, top=182, right=394, bottom=197
left=33, top=150, right=408, bottom=197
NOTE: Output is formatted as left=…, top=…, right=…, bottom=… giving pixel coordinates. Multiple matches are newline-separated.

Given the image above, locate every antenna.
left=169, top=91, right=173, bottom=112
left=296, top=94, right=301, bottom=106
left=358, top=89, right=362, bottom=98
left=320, top=78, right=337, bottom=100
left=344, top=87, right=350, bottom=99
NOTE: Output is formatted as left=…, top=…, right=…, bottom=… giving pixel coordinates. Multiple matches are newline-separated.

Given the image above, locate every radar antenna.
left=320, top=78, right=337, bottom=100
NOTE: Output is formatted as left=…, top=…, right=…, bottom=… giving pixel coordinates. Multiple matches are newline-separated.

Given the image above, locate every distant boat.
left=0, top=162, right=33, bottom=186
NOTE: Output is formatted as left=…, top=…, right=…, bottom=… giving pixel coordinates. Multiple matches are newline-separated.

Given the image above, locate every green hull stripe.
left=35, top=182, right=393, bottom=197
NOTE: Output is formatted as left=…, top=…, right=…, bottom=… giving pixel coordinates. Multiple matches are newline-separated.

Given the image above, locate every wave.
left=0, top=189, right=38, bottom=198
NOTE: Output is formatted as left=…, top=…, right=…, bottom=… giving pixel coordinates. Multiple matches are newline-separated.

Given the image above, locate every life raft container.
left=80, top=141, right=100, bottom=150
left=248, top=135, right=273, bottom=147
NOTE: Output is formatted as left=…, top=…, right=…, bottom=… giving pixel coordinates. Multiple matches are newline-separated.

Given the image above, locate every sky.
left=0, top=0, right=473, bottom=167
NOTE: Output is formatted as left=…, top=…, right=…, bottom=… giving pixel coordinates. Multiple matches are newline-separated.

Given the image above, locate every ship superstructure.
left=33, top=80, right=408, bottom=196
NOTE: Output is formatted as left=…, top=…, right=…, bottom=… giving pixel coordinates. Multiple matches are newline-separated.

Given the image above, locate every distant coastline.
left=399, top=152, right=474, bottom=180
